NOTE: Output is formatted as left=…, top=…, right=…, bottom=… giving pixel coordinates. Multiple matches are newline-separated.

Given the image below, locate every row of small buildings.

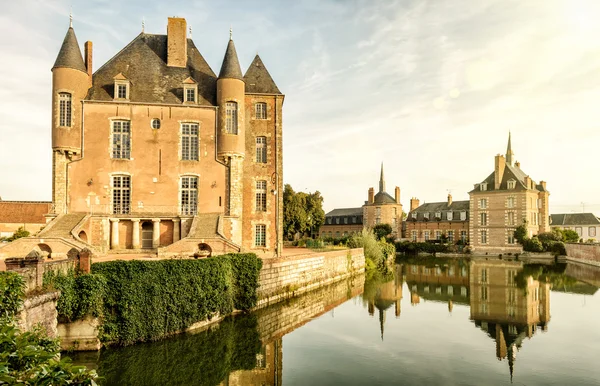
left=320, top=135, right=600, bottom=253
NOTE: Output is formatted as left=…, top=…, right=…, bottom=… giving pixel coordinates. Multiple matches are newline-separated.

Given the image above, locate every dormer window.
left=424, top=212, right=429, bottom=220
left=183, top=77, right=198, bottom=104
left=507, top=179, right=516, bottom=189
left=411, top=212, right=417, bottom=219
left=113, top=73, right=130, bottom=101
left=435, top=212, right=441, bottom=219
left=480, top=182, right=488, bottom=191
left=447, top=212, right=453, bottom=221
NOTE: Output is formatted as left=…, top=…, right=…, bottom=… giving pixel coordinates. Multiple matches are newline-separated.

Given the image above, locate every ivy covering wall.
left=45, top=253, right=263, bottom=346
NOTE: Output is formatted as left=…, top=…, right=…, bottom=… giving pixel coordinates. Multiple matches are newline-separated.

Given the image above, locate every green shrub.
left=91, top=254, right=262, bottom=345
left=348, top=229, right=395, bottom=270
left=523, top=237, right=544, bottom=253
left=0, top=272, right=25, bottom=318
left=561, top=229, right=580, bottom=242
left=44, top=269, right=107, bottom=322
left=6, top=227, right=30, bottom=242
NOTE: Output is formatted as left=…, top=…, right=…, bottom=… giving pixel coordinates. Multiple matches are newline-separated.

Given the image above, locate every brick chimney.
left=524, top=176, right=530, bottom=189
left=167, top=17, right=187, bottom=68
left=410, top=197, right=420, bottom=211
left=515, top=161, right=520, bottom=168
left=540, top=181, right=547, bottom=190
left=447, top=194, right=452, bottom=207
left=84, top=41, right=93, bottom=83
left=368, top=188, right=374, bottom=204
left=395, top=186, right=401, bottom=204
left=494, top=154, right=506, bottom=190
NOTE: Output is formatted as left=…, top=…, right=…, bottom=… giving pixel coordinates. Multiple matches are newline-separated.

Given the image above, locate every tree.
left=283, top=184, right=325, bottom=240
left=562, top=229, right=580, bottom=243
left=514, top=222, right=528, bottom=245
left=372, top=224, right=392, bottom=240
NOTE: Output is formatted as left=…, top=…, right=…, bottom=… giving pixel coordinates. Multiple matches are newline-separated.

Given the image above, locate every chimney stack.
left=395, top=187, right=401, bottom=204
left=368, top=188, right=374, bottom=204
left=84, top=41, right=93, bottom=83
left=540, top=181, right=547, bottom=190
left=410, top=197, right=420, bottom=211
left=515, top=161, right=520, bottom=168
left=447, top=194, right=452, bottom=207
left=167, top=17, right=187, bottom=68
left=524, top=176, right=530, bottom=189
left=494, top=154, right=506, bottom=190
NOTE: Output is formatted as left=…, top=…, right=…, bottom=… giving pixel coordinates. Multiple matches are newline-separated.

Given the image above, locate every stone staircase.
left=187, top=213, right=221, bottom=238
left=39, top=213, right=87, bottom=238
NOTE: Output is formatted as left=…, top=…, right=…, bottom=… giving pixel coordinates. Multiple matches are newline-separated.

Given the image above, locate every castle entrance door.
left=141, top=221, right=153, bottom=249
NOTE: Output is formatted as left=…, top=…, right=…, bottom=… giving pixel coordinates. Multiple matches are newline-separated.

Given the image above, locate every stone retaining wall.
left=256, top=248, right=365, bottom=308
left=16, top=291, right=60, bottom=338
left=565, top=243, right=600, bottom=266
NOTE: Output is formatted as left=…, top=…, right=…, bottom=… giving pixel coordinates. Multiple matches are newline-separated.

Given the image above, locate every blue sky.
left=1, top=0, right=600, bottom=215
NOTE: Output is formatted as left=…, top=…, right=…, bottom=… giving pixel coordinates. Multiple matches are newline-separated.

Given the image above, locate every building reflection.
left=365, top=264, right=403, bottom=339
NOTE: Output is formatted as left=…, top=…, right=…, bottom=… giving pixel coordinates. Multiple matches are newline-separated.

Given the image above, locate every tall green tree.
left=283, top=184, right=325, bottom=240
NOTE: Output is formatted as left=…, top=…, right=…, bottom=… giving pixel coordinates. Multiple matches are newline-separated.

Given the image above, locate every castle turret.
left=51, top=20, right=91, bottom=213
left=217, top=31, right=245, bottom=244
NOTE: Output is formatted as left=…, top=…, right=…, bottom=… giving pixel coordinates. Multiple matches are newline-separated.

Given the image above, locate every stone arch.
left=196, top=243, right=212, bottom=258
left=67, top=248, right=80, bottom=260
left=78, top=230, right=88, bottom=242
left=37, top=243, right=52, bottom=259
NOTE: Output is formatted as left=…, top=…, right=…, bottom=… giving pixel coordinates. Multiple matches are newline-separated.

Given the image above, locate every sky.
left=1, top=0, right=600, bottom=215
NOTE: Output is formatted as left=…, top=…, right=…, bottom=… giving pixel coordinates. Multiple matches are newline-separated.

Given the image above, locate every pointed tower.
left=379, top=163, right=386, bottom=193
left=506, top=132, right=514, bottom=166
left=217, top=31, right=245, bottom=246
left=51, top=21, right=92, bottom=214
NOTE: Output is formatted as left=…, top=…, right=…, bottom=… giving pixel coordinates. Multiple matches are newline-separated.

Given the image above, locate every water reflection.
left=69, top=258, right=600, bottom=385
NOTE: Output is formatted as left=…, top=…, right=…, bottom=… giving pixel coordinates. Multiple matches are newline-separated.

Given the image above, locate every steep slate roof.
left=409, top=200, right=469, bottom=222
left=53, top=27, right=87, bottom=73
left=87, top=34, right=217, bottom=105
left=325, top=208, right=363, bottom=217
left=244, top=55, right=282, bottom=94
left=471, top=164, right=546, bottom=193
left=373, top=192, right=397, bottom=205
left=218, top=39, right=243, bottom=80
left=550, top=213, right=600, bottom=226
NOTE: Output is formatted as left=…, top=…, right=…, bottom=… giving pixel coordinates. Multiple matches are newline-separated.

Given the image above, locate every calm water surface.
left=68, top=257, right=600, bottom=386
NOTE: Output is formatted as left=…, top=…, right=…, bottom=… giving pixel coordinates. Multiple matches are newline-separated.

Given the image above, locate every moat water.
left=67, top=257, right=600, bottom=386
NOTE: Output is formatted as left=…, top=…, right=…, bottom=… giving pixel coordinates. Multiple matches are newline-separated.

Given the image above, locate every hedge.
left=0, top=271, right=25, bottom=318
left=90, top=253, right=262, bottom=345
left=395, top=241, right=464, bottom=255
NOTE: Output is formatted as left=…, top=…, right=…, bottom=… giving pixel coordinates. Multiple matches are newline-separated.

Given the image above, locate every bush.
left=44, top=269, right=107, bottom=322
left=523, top=237, right=544, bottom=253
left=0, top=272, right=98, bottom=384
left=91, top=253, right=262, bottom=345
left=372, top=224, right=393, bottom=240
left=348, top=229, right=395, bottom=270
left=6, top=227, right=30, bottom=242
left=562, top=229, right=580, bottom=243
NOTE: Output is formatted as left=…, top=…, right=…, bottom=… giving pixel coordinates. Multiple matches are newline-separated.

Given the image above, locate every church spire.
left=506, top=132, right=514, bottom=166
left=379, top=162, right=386, bottom=193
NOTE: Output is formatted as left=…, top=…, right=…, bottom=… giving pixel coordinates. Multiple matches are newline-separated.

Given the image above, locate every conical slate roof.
left=244, top=55, right=282, bottom=94
left=53, top=27, right=87, bottom=73
left=218, top=39, right=243, bottom=80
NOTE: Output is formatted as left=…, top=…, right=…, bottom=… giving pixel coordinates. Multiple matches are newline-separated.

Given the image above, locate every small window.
left=481, top=230, right=487, bottom=244
left=151, top=119, right=161, bottom=129
left=336, top=218, right=340, bottom=224
left=590, top=227, right=597, bottom=237
left=480, top=183, right=488, bottom=191
left=435, top=230, right=441, bottom=240
left=435, top=212, right=441, bottom=219
left=575, top=227, right=582, bottom=236
left=58, top=92, right=72, bottom=127
left=411, top=212, right=417, bottom=219
left=256, top=137, right=267, bottom=163
left=117, top=84, right=128, bottom=99
left=480, top=213, right=487, bottom=226
left=479, top=199, right=487, bottom=209
left=185, top=88, right=196, bottom=103
left=461, top=231, right=467, bottom=242
left=183, top=78, right=198, bottom=104
left=352, top=217, right=357, bottom=224
left=460, top=211, right=467, bottom=221
left=448, top=230, right=454, bottom=243
left=256, top=180, right=267, bottom=212
left=344, top=217, right=348, bottom=224
left=508, top=232, right=515, bottom=244
left=507, top=179, right=516, bottom=189
left=507, top=197, right=515, bottom=208
left=255, top=224, right=266, bottom=247
left=424, top=231, right=430, bottom=241
left=508, top=212, right=515, bottom=226
left=255, top=102, right=267, bottom=119
left=225, top=102, right=238, bottom=134
left=424, top=212, right=429, bottom=220
left=447, top=212, right=453, bottom=221
left=412, top=231, right=417, bottom=241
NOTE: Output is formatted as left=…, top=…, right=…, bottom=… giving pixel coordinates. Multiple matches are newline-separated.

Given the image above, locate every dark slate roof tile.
left=550, top=213, right=600, bottom=226
left=218, top=39, right=243, bottom=80
left=87, top=34, right=217, bottom=105
left=53, top=27, right=87, bottom=73
left=325, top=208, right=363, bottom=217
left=244, top=55, right=282, bottom=94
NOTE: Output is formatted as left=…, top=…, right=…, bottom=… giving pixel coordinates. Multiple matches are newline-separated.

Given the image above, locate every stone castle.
left=1, top=16, right=284, bottom=258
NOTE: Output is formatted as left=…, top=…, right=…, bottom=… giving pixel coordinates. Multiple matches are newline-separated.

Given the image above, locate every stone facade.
left=40, top=17, right=285, bottom=257
left=405, top=195, right=469, bottom=243
left=469, top=135, right=549, bottom=254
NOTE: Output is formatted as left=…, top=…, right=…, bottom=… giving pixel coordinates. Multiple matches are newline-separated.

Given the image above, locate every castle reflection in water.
left=367, top=258, right=558, bottom=381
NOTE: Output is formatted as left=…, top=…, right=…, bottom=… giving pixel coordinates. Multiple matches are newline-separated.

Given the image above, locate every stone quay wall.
left=16, top=291, right=60, bottom=339
left=565, top=243, right=600, bottom=266
left=256, top=248, right=365, bottom=308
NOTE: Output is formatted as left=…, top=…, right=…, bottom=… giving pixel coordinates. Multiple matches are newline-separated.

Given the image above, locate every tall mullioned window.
left=58, top=93, right=72, bottom=127
left=112, top=175, right=131, bottom=214
left=112, top=120, right=131, bottom=159
left=225, top=102, right=238, bottom=134
left=256, top=180, right=267, bottom=212
left=181, top=123, right=199, bottom=161
left=255, top=224, right=266, bottom=247
left=180, top=176, right=198, bottom=215
left=255, top=102, right=267, bottom=119
left=256, top=136, right=267, bottom=163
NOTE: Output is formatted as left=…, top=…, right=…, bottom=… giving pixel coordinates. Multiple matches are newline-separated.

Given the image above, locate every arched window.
left=225, top=102, right=238, bottom=134
left=58, top=93, right=72, bottom=127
